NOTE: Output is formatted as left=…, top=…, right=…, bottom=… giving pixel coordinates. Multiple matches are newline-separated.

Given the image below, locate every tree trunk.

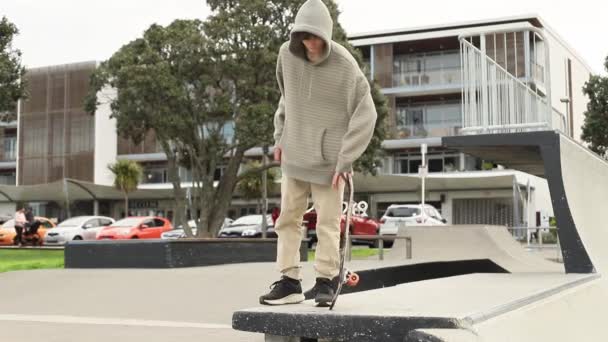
left=208, top=148, right=246, bottom=237
left=162, top=142, right=189, bottom=236
left=124, top=193, right=129, bottom=218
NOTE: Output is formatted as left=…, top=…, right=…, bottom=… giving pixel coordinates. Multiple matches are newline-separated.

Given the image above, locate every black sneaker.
left=304, top=278, right=335, bottom=307
left=259, top=276, right=305, bottom=305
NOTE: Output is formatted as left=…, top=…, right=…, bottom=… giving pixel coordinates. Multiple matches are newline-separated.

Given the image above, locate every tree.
left=87, top=0, right=388, bottom=237
left=236, top=160, right=280, bottom=214
left=108, top=160, right=143, bottom=217
left=0, top=16, right=26, bottom=120
left=204, top=0, right=388, bottom=175
left=581, top=56, right=608, bottom=158
left=85, top=20, right=211, bottom=235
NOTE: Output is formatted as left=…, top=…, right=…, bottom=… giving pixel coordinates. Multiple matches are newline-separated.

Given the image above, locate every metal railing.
left=459, top=28, right=557, bottom=134
left=507, top=226, right=563, bottom=262
left=460, top=39, right=550, bottom=133
left=346, top=235, right=412, bottom=261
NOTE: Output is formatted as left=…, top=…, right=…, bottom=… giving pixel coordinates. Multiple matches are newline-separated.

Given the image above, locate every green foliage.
left=236, top=160, right=279, bottom=201
left=87, top=0, right=389, bottom=235
left=581, top=57, right=608, bottom=158
left=0, top=16, right=26, bottom=119
left=204, top=0, right=388, bottom=173
left=108, top=160, right=143, bottom=195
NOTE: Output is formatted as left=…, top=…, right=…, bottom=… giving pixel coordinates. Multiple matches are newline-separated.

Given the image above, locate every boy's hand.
left=274, top=147, right=282, bottom=163
left=332, top=171, right=352, bottom=190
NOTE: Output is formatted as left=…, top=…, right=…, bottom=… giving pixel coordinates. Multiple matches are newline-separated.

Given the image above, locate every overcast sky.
left=3, top=0, right=607, bottom=74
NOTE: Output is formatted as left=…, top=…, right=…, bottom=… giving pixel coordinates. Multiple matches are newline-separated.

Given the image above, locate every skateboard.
left=329, top=174, right=360, bottom=310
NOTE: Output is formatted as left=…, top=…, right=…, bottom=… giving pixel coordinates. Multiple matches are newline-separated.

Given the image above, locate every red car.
left=272, top=207, right=380, bottom=248
left=96, top=216, right=172, bottom=240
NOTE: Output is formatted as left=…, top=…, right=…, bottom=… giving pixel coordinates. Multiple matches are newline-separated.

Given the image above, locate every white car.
left=161, top=218, right=234, bottom=239
left=379, top=204, right=446, bottom=247
left=44, top=216, right=115, bottom=245
left=219, top=215, right=272, bottom=237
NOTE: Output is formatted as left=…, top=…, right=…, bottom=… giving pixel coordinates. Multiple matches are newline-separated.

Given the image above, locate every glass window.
left=99, top=219, right=113, bottom=226
left=409, top=159, right=422, bottom=174
left=444, top=157, right=458, bottom=172
left=428, top=158, right=443, bottom=172
left=391, top=207, right=421, bottom=217
left=81, top=219, right=97, bottom=228
left=143, top=167, right=167, bottom=184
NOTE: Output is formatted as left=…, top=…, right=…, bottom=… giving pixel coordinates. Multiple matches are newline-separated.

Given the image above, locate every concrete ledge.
left=233, top=273, right=591, bottom=341
left=235, top=311, right=461, bottom=342
left=64, top=238, right=308, bottom=268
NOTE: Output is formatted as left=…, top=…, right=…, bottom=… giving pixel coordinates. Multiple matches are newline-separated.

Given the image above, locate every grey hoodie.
left=273, top=0, right=377, bottom=185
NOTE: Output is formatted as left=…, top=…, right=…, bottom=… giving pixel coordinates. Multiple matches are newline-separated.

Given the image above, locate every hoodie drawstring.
left=308, top=73, right=313, bottom=99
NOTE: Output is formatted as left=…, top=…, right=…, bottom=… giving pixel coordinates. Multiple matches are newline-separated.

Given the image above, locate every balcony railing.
left=2, top=137, right=16, bottom=161
left=459, top=29, right=555, bottom=134
left=390, top=51, right=461, bottom=90
left=395, top=103, right=462, bottom=139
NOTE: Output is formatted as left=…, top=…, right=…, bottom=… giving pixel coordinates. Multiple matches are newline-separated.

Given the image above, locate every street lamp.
left=261, top=145, right=269, bottom=238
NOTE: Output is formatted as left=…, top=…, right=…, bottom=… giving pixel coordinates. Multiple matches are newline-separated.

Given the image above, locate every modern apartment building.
left=347, top=15, right=592, bottom=226
left=0, top=15, right=593, bottom=227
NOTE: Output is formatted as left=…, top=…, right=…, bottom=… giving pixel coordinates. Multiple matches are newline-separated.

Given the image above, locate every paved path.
left=0, top=260, right=388, bottom=341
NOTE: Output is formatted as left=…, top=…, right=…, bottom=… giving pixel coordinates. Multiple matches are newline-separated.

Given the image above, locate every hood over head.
left=289, top=0, right=333, bottom=65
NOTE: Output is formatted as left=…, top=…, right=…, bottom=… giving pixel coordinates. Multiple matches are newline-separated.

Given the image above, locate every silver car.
left=219, top=215, right=272, bottom=238
left=44, top=216, right=115, bottom=245
left=161, top=218, right=234, bottom=239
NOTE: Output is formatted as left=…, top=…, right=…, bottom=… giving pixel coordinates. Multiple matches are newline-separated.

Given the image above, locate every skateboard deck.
left=329, top=174, right=359, bottom=310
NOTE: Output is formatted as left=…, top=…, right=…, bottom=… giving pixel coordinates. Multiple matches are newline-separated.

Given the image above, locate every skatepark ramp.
left=385, top=225, right=562, bottom=273
left=232, top=131, right=608, bottom=341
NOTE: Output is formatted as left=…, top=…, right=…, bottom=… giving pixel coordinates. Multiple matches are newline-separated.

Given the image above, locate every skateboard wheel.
left=346, top=273, right=359, bottom=286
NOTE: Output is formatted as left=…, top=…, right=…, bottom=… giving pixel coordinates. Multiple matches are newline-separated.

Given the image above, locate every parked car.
left=303, top=209, right=380, bottom=248
left=0, top=215, right=13, bottom=225
left=379, top=204, right=446, bottom=247
left=96, top=216, right=172, bottom=240
left=0, top=217, right=55, bottom=245
left=218, top=215, right=272, bottom=238
left=161, top=218, right=234, bottom=239
left=44, top=216, right=115, bottom=245
left=241, top=224, right=277, bottom=238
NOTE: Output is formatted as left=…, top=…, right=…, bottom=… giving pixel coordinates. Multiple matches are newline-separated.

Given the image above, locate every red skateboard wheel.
left=346, top=272, right=359, bottom=287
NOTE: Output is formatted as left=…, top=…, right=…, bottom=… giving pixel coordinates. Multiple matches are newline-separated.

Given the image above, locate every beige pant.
left=275, top=175, right=344, bottom=280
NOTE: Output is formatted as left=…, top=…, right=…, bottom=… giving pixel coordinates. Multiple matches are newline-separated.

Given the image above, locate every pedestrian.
left=14, top=207, right=26, bottom=247
left=259, top=0, right=377, bottom=306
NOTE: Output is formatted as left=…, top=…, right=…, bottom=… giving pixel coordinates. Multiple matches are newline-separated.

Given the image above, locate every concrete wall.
left=94, top=86, right=118, bottom=186
left=0, top=202, right=16, bottom=217
left=544, top=28, right=592, bottom=142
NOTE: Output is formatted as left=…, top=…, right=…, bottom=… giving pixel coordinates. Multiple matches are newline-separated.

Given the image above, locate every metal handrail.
left=459, top=27, right=554, bottom=134
left=346, top=235, right=412, bottom=261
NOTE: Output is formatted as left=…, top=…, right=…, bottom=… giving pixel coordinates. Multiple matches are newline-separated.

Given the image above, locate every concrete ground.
left=0, top=260, right=389, bottom=342
left=0, top=242, right=563, bottom=342
left=0, top=263, right=287, bottom=341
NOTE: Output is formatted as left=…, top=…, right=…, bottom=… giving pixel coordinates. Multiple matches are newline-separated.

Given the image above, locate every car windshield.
left=229, top=215, right=266, bottom=226
left=110, top=218, right=143, bottom=227
left=389, top=207, right=421, bottom=217
left=58, top=217, right=88, bottom=227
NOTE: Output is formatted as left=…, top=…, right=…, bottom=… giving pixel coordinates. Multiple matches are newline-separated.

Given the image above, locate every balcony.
left=0, top=173, right=16, bottom=185
left=395, top=102, right=462, bottom=139
left=383, top=51, right=462, bottom=96
left=1, top=137, right=16, bottom=161
left=142, top=167, right=168, bottom=184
